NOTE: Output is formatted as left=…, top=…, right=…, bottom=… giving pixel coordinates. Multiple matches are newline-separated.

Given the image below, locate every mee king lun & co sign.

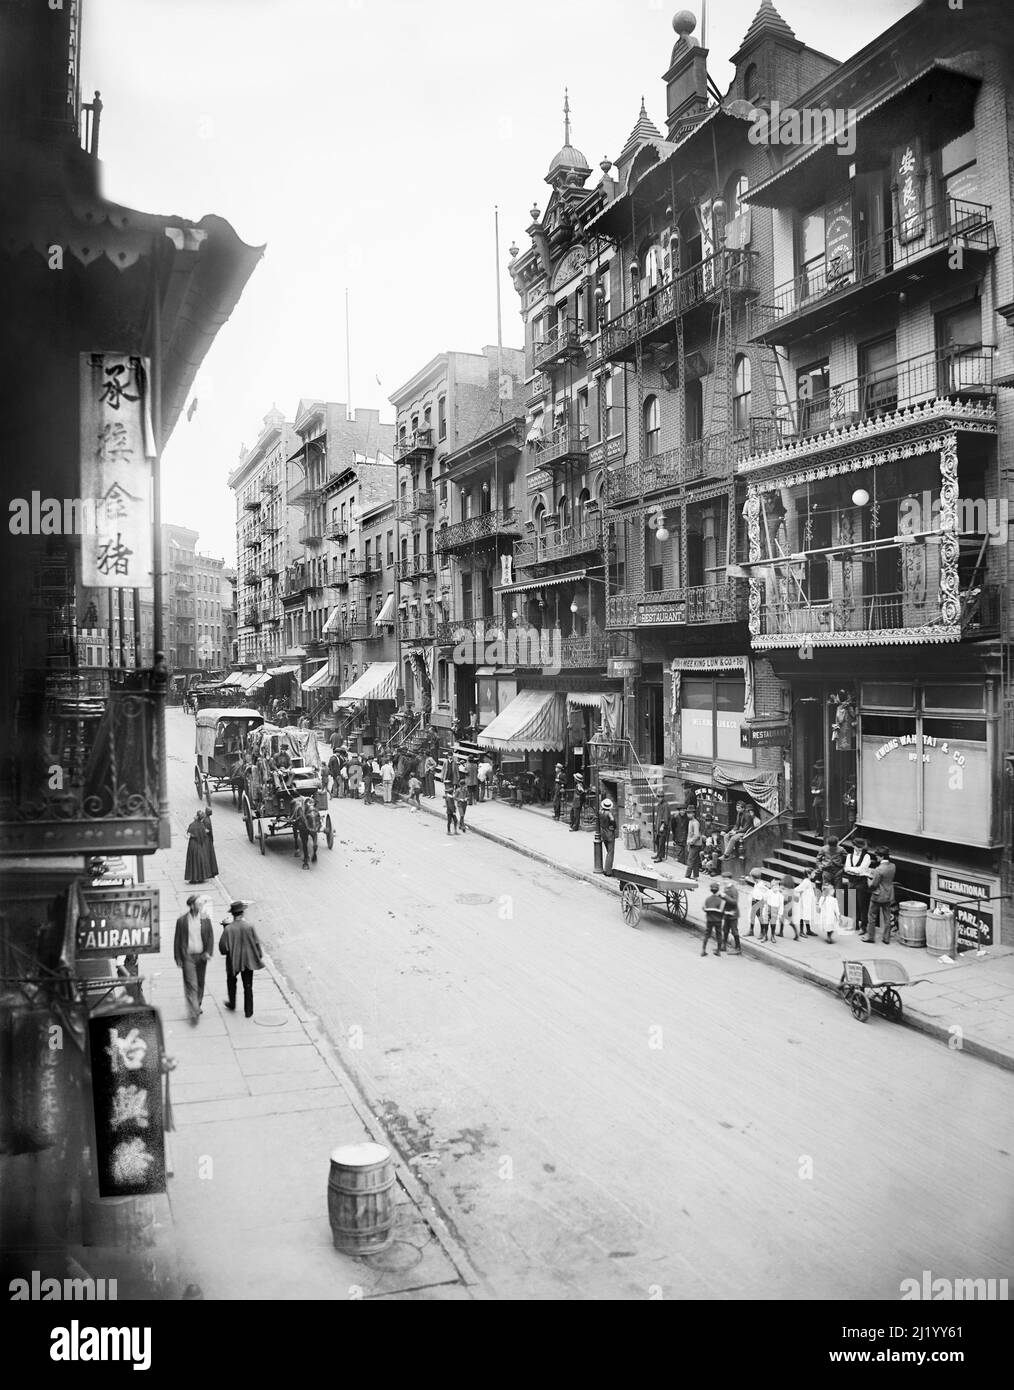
left=77, top=888, right=160, bottom=957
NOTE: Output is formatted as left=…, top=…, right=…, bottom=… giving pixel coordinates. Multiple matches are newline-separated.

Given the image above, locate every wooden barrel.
left=327, top=1143, right=395, bottom=1255
left=897, top=901, right=927, bottom=948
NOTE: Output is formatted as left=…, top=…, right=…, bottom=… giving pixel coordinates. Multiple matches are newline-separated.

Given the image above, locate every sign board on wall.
left=932, top=871, right=997, bottom=949
left=741, top=720, right=791, bottom=748
left=859, top=732, right=991, bottom=845
left=824, top=196, right=854, bottom=282
left=88, top=1006, right=166, bottom=1197
left=607, top=657, right=642, bottom=678
left=79, top=354, right=155, bottom=588
left=637, top=603, right=685, bottom=626
left=77, top=889, right=160, bottom=958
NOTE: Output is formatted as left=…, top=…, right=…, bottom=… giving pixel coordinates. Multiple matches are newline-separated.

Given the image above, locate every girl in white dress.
left=796, top=873, right=817, bottom=938
left=815, top=878, right=842, bottom=943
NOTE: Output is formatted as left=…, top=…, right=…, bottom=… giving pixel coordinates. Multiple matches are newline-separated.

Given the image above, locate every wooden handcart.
left=604, top=860, right=694, bottom=929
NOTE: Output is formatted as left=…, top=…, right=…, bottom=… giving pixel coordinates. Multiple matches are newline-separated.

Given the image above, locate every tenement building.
left=509, top=0, right=1014, bottom=943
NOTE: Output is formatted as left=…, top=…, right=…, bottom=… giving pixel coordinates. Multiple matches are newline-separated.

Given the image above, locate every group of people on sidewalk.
left=325, top=733, right=442, bottom=807
left=173, top=898, right=264, bottom=1022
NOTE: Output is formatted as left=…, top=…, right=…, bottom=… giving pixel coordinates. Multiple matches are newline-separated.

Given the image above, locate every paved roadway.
left=169, top=712, right=1014, bottom=1300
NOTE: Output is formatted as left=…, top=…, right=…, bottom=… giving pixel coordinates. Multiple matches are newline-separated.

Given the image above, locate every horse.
left=292, top=795, right=322, bottom=869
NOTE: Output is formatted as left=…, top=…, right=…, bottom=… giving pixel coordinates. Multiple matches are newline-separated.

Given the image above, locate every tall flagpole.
left=495, top=205, right=504, bottom=424
left=701, top=0, right=707, bottom=49
left=345, top=287, right=352, bottom=418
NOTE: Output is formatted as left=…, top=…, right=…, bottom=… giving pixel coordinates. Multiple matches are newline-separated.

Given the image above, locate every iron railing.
left=514, top=521, right=603, bottom=568
left=0, top=668, right=164, bottom=855
left=605, top=426, right=772, bottom=502
left=396, top=555, right=436, bottom=582
left=745, top=347, right=997, bottom=458
left=533, top=319, right=584, bottom=371
left=298, top=522, right=323, bottom=546
left=525, top=372, right=550, bottom=406
left=435, top=508, right=523, bottom=551
left=607, top=580, right=749, bottom=628
left=601, top=249, right=757, bottom=361
left=400, top=618, right=436, bottom=642
left=327, top=522, right=349, bottom=542
left=533, top=425, right=590, bottom=471
left=348, top=559, right=383, bottom=580
left=757, top=583, right=1001, bottom=640
left=752, top=199, right=995, bottom=337
left=395, top=429, right=435, bottom=459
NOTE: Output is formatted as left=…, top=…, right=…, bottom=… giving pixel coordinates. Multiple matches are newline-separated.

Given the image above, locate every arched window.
left=558, top=495, right=570, bottom=532
left=744, top=63, right=760, bottom=101
left=532, top=500, right=546, bottom=534
left=643, top=395, right=660, bottom=457
left=733, top=354, right=752, bottom=435
left=577, top=487, right=591, bottom=533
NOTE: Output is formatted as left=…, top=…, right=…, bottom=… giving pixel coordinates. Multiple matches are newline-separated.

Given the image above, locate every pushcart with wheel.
left=604, top=862, right=694, bottom=929
left=838, top=958, right=913, bottom=1024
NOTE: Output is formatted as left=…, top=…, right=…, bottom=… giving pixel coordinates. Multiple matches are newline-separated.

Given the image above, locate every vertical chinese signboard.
left=88, top=1006, right=166, bottom=1197
left=80, top=353, right=155, bottom=588
left=894, top=139, right=926, bottom=244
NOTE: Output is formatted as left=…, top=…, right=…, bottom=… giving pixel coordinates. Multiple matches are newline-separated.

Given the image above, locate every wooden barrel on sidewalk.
left=327, top=1142, right=395, bottom=1255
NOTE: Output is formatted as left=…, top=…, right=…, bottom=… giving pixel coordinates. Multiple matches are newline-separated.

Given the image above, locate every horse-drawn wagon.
left=194, top=708, right=264, bottom=805
left=240, top=724, right=334, bottom=866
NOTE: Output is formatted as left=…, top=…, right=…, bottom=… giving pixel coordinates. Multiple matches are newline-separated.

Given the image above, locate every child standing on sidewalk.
left=408, top=773, right=422, bottom=812
left=815, top=877, right=841, bottom=943
left=701, top=881, right=725, bottom=957
left=796, top=873, right=817, bottom=938
left=747, top=868, right=767, bottom=938
left=444, top=786, right=459, bottom=834
left=779, top=874, right=800, bottom=940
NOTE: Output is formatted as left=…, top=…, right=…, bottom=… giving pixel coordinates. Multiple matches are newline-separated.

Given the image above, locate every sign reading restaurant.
left=637, top=602, right=686, bottom=626
left=77, top=888, right=160, bottom=957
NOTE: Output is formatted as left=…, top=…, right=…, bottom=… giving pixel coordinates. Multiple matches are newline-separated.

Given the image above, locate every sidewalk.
left=135, top=833, right=480, bottom=1300
left=410, top=778, right=1014, bottom=1073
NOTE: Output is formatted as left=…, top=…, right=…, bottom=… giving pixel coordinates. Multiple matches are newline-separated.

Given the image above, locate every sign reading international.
left=77, top=888, right=160, bottom=958
left=934, top=872, right=994, bottom=948
left=80, top=353, right=155, bottom=588
left=88, top=1006, right=166, bottom=1197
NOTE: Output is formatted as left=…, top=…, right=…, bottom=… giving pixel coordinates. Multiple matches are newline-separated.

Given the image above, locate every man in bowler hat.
left=219, top=901, right=265, bottom=1019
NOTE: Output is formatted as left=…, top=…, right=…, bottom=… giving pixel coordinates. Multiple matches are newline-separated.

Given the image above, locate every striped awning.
left=499, top=570, right=586, bottom=594
left=566, top=691, right=609, bottom=710
left=334, top=661, right=397, bottom=706
left=478, top=688, right=566, bottom=753
left=301, top=663, right=333, bottom=691
left=321, top=607, right=343, bottom=635
left=375, top=592, right=396, bottom=625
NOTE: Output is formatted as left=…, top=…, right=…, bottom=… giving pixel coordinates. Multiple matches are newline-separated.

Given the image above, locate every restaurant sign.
left=88, top=1005, right=166, bottom=1197
left=77, top=888, right=160, bottom=958
left=607, top=657, right=642, bottom=678
left=740, top=720, right=792, bottom=748
left=637, top=602, right=686, bottom=626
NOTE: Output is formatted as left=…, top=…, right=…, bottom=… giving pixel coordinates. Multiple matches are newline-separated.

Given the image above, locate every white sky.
left=82, top=0, right=917, bottom=563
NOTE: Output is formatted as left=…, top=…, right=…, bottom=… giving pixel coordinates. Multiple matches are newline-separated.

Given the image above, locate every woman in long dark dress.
left=204, top=808, right=219, bottom=877
left=185, top=809, right=214, bottom=884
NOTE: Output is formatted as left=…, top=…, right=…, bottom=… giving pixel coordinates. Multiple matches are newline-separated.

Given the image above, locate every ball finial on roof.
left=673, top=10, right=697, bottom=36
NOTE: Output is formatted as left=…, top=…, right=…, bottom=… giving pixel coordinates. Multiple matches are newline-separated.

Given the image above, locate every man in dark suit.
left=552, top=764, right=566, bottom=820
left=568, top=773, right=586, bottom=831
left=219, top=901, right=265, bottom=1018
left=864, top=847, right=897, bottom=944
left=174, top=894, right=213, bottom=1025
left=652, top=793, right=671, bottom=863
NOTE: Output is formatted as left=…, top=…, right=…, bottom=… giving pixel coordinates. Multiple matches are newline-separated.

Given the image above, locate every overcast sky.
left=82, top=0, right=917, bottom=564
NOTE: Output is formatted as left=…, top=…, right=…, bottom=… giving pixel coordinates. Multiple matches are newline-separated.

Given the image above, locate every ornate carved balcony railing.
left=741, top=347, right=998, bottom=465
left=533, top=425, right=589, bottom=472
left=514, top=521, right=603, bottom=569
left=607, top=581, right=749, bottom=628
left=533, top=319, right=584, bottom=371
left=395, top=428, right=435, bottom=461
left=754, top=581, right=1002, bottom=646
left=435, top=508, right=523, bottom=552
left=348, top=559, right=383, bottom=580
left=605, top=425, right=770, bottom=502
left=435, top=618, right=486, bottom=646
left=601, top=250, right=757, bottom=363
left=751, top=199, right=995, bottom=344
left=0, top=668, right=165, bottom=855
left=396, top=554, right=436, bottom=582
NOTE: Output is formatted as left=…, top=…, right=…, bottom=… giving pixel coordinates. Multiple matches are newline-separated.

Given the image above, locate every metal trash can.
left=622, top=823, right=642, bottom=852
left=897, top=901, right=927, bottom=948
left=926, top=908, right=957, bottom=956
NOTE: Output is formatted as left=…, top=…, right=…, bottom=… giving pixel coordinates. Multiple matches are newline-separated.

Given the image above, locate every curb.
left=415, top=789, right=1014, bottom=1075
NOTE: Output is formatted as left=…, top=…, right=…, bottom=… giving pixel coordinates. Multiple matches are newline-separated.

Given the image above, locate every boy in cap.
left=702, top=881, right=725, bottom=957
left=568, top=772, right=586, bottom=831
left=721, top=873, right=742, bottom=954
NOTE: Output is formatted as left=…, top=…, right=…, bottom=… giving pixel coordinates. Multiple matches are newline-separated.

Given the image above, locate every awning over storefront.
left=478, top=688, right=566, bottom=753
left=566, top=689, right=623, bottom=739
left=334, top=661, right=398, bottom=707
left=499, top=571, right=586, bottom=595
left=266, top=665, right=299, bottom=678
left=565, top=691, right=609, bottom=709
left=375, top=592, right=395, bottom=625
left=227, top=671, right=270, bottom=694
left=301, top=663, right=334, bottom=692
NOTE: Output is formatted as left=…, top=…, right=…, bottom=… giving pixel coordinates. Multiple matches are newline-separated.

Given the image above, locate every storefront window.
left=681, top=676, right=750, bottom=764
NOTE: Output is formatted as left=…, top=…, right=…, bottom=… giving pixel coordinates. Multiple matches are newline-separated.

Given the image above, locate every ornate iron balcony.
left=601, top=250, right=757, bottom=363
left=327, top=521, right=349, bottom=542
left=533, top=425, right=589, bottom=472
left=348, top=558, right=384, bottom=580
left=607, top=581, right=749, bottom=628
left=533, top=319, right=584, bottom=371
left=435, top=508, right=523, bottom=552
left=514, top=521, right=603, bottom=569
left=396, top=554, right=436, bottom=582
left=0, top=669, right=165, bottom=856
left=395, top=428, right=435, bottom=460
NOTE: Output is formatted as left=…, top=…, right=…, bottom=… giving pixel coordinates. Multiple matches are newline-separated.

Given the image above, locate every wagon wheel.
left=256, top=817, right=266, bottom=855
left=850, top=990, right=872, bottom=1023
left=194, top=765, right=203, bottom=800
left=242, top=793, right=254, bottom=844
left=325, top=813, right=334, bottom=850
left=881, top=986, right=903, bottom=1022
left=620, top=882, right=642, bottom=928
left=665, top=889, right=688, bottom=923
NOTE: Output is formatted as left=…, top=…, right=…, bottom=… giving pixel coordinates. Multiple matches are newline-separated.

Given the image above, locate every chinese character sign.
left=80, top=354, right=154, bottom=588
left=895, top=140, right=926, bottom=244
left=88, top=1006, right=166, bottom=1197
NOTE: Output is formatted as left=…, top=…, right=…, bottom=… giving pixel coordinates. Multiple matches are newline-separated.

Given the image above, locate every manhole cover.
left=252, top=1013, right=290, bottom=1028
left=455, top=893, right=494, bottom=906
